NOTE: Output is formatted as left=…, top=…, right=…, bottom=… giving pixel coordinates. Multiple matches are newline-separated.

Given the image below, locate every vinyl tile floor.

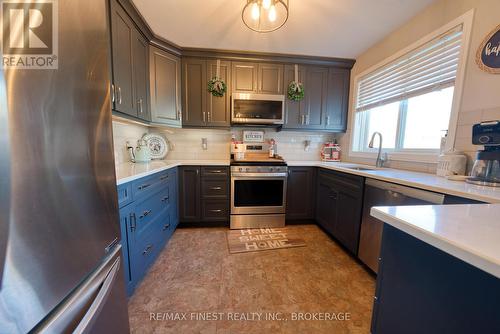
left=128, top=225, right=376, bottom=334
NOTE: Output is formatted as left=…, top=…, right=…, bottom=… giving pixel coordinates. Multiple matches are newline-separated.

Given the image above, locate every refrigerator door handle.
left=33, top=246, right=122, bottom=334
left=0, top=68, right=10, bottom=290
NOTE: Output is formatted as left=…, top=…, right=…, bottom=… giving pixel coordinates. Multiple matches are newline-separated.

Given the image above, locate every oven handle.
left=231, top=172, right=288, bottom=178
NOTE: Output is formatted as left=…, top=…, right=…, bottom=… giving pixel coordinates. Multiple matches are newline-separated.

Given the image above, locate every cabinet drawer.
left=133, top=187, right=170, bottom=236
left=201, top=166, right=229, bottom=178
left=156, top=211, right=174, bottom=244
left=201, top=179, right=228, bottom=198
left=117, top=183, right=132, bottom=208
left=202, top=200, right=229, bottom=221
left=130, top=216, right=163, bottom=280
left=132, top=171, right=170, bottom=200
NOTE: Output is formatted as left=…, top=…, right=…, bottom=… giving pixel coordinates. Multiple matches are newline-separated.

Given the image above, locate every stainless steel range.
left=230, top=161, right=288, bottom=229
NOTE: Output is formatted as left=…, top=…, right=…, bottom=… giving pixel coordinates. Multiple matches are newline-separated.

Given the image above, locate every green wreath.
left=208, top=77, right=227, bottom=97
left=287, top=81, right=305, bottom=101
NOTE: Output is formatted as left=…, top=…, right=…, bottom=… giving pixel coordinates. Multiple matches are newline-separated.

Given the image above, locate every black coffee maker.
left=466, top=121, right=500, bottom=187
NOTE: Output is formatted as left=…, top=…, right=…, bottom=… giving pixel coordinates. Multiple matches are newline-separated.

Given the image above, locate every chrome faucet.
left=368, top=132, right=387, bottom=168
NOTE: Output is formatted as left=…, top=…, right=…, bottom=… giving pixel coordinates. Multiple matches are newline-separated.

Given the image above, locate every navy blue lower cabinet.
left=372, top=224, right=500, bottom=334
left=118, top=167, right=179, bottom=296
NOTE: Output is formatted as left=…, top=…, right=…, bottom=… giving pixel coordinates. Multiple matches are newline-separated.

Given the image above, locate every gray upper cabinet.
left=149, top=46, right=182, bottom=127
left=182, top=58, right=231, bottom=128
left=206, top=60, right=231, bottom=127
left=258, top=63, right=284, bottom=94
left=132, top=32, right=150, bottom=121
left=283, top=64, right=307, bottom=129
left=110, top=0, right=150, bottom=121
left=232, top=62, right=283, bottom=94
left=182, top=58, right=207, bottom=127
left=283, top=64, right=349, bottom=132
left=304, top=66, right=328, bottom=129
left=325, top=68, right=350, bottom=132
left=232, top=62, right=258, bottom=93
left=110, top=0, right=135, bottom=117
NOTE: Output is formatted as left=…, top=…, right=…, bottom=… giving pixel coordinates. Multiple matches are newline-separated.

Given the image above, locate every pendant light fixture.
left=242, top=0, right=289, bottom=33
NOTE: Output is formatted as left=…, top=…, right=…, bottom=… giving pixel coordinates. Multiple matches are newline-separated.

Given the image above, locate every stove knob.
left=479, top=135, right=490, bottom=144
left=239, top=167, right=243, bottom=172
left=270, top=167, right=274, bottom=172
left=246, top=168, right=250, bottom=172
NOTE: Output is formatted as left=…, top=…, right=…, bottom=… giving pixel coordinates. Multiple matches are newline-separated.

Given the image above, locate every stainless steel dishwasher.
left=358, top=179, right=445, bottom=273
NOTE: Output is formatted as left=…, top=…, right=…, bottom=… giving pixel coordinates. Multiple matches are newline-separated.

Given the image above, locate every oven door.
left=231, top=173, right=287, bottom=215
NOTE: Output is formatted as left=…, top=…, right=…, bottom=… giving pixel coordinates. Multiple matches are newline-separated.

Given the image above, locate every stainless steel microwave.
left=231, top=93, right=285, bottom=125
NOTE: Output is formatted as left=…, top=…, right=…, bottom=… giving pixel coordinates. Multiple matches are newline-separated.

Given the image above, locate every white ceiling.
left=132, top=0, right=436, bottom=59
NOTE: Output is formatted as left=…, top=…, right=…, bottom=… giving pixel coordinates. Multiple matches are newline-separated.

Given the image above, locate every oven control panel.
left=230, top=166, right=288, bottom=174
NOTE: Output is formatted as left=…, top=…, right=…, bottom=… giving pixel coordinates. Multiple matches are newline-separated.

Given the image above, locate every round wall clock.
left=142, top=133, right=169, bottom=160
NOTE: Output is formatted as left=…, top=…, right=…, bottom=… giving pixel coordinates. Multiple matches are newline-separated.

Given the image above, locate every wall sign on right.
left=476, top=24, right=500, bottom=74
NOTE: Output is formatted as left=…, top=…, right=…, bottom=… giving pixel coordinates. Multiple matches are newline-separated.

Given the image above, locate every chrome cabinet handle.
left=306, top=114, right=310, bottom=125
left=210, top=186, right=222, bottom=190
left=178, top=109, right=182, bottom=120
left=210, top=170, right=223, bottom=173
left=138, top=183, right=151, bottom=190
left=160, top=175, right=169, bottom=181
left=129, top=213, right=137, bottom=232
left=138, top=99, right=143, bottom=114
left=300, top=115, right=304, bottom=125
left=162, top=224, right=170, bottom=231
left=143, top=244, right=153, bottom=255
left=139, top=210, right=152, bottom=219
left=161, top=196, right=169, bottom=202
left=210, top=209, right=222, bottom=213
left=111, top=84, right=115, bottom=103
left=326, top=116, right=330, bottom=126
left=203, top=111, right=206, bottom=122
left=117, top=86, right=122, bottom=104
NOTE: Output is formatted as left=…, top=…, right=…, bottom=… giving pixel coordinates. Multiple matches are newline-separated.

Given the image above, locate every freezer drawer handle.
left=32, top=246, right=122, bottom=334
left=72, top=257, right=121, bottom=333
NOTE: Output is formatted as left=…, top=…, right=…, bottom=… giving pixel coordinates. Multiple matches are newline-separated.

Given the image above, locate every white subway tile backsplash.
left=112, top=121, right=335, bottom=163
left=481, top=107, right=500, bottom=122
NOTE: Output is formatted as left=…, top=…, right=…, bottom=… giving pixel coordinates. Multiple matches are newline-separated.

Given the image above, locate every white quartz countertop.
left=287, top=161, right=500, bottom=203
left=115, top=159, right=500, bottom=203
left=370, top=204, right=500, bottom=279
left=115, top=160, right=230, bottom=185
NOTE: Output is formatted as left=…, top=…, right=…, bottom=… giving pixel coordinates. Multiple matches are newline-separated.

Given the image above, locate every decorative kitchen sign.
left=243, top=130, right=264, bottom=142
left=476, top=24, right=500, bottom=74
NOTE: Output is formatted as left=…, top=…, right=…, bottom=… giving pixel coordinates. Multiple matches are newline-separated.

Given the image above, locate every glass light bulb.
left=262, top=0, right=271, bottom=9
left=251, top=2, right=260, bottom=20
left=268, top=5, right=277, bottom=22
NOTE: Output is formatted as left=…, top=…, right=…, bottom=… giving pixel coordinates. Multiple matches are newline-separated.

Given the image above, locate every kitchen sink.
left=345, top=167, right=376, bottom=171
left=334, top=163, right=377, bottom=171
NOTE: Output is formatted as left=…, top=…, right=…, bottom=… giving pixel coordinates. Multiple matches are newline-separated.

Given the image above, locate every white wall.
left=338, top=0, right=500, bottom=173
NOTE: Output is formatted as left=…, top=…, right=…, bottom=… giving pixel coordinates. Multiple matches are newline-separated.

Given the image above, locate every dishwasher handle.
left=365, top=179, right=445, bottom=204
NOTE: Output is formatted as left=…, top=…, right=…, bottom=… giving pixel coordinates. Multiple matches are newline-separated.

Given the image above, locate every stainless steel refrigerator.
left=0, top=0, right=130, bottom=333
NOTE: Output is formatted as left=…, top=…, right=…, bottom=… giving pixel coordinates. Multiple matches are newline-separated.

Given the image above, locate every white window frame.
left=349, top=9, right=474, bottom=163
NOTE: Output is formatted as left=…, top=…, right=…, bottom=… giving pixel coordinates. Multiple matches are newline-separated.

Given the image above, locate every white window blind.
left=356, top=25, right=463, bottom=112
